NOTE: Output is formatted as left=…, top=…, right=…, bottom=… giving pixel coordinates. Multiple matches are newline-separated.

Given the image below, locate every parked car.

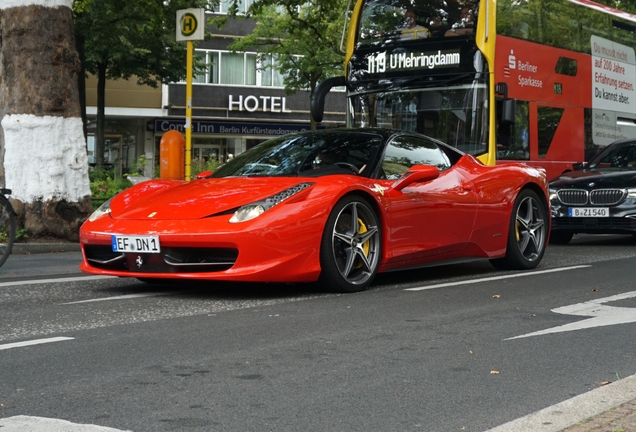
left=549, top=138, right=636, bottom=244
left=80, top=128, right=550, bottom=293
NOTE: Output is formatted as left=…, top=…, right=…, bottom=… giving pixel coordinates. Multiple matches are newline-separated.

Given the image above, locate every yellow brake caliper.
left=356, top=218, right=370, bottom=268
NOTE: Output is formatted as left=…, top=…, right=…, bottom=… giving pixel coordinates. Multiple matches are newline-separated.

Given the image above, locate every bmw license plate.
left=568, top=207, right=609, bottom=217
left=112, top=235, right=161, bottom=253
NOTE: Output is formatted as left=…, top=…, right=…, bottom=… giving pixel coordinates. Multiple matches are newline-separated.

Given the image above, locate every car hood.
left=110, top=177, right=318, bottom=220
left=550, top=169, right=636, bottom=189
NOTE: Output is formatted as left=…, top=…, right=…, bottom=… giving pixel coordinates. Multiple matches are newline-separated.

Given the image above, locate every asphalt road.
left=2, top=235, right=636, bottom=431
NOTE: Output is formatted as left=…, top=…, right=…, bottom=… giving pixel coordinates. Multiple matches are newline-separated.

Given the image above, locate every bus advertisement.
left=310, top=0, right=636, bottom=180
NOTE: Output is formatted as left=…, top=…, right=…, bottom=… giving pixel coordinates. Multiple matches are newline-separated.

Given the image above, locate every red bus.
left=311, top=0, right=636, bottom=180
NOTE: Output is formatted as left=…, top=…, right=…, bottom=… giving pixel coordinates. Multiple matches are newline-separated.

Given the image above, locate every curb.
left=486, top=374, right=636, bottom=431
left=11, top=243, right=81, bottom=254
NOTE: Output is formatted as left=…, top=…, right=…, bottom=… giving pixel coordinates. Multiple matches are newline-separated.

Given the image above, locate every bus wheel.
left=490, top=189, right=548, bottom=270
left=549, top=231, right=573, bottom=245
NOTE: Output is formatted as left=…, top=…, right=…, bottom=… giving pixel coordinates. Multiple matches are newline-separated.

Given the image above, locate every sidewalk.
left=560, top=398, right=636, bottom=431
left=11, top=242, right=80, bottom=255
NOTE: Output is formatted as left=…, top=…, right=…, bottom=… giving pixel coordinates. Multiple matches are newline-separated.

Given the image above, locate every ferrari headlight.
left=628, top=188, right=636, bottom=199
left=229, top=182, right=314, bottom=223
left=230, top=204, right=265, bottom=223
left=88, top=198, right=112, bottom=222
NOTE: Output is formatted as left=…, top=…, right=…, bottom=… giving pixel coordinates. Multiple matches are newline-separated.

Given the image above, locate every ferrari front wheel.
left=490, top=189, right=548, bottom=270
left=319, top=196, right=381, bottom=293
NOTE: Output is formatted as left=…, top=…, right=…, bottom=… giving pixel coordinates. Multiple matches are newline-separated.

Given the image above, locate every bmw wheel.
left=319, top=196, right=381, bottom=293
left=491, top=189, right=548, bottom=270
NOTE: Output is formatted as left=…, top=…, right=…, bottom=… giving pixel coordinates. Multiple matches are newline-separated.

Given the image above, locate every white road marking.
left=0, top=415, right=128, bottom=431
left=0, top=275, right=115, bottom=288
left=404, top=265, right=590, bottom=291
left=0, top=337, right=74, bottom=351
left=507, top=290, right=636, bottom=340
left=62, top=292, right=176, bottom=305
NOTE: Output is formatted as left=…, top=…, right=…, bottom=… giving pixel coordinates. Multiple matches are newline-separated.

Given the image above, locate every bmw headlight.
left=549, top=188, right=558, bottom=202
left=628, top=188, right=636, bottom=199
left=88, top=198, right=112, bottom=222
left=229, top=182, right=314, bottom=223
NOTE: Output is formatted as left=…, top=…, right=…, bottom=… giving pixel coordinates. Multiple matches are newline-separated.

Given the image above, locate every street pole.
left=185, top=40, right=193, bottom=181
left=176, top=8, right=204, bottom=182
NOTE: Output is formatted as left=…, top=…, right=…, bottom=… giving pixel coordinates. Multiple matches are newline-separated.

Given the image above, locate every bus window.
left=497, top=100, right=529, bottom=161
left=537, top=106, right=564, bottom=159
left=356, top=0, right=476, bottom=46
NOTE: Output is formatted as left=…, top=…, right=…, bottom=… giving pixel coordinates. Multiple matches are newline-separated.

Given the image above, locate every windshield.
left=349, top=82, right=489, bottom=156
left=211, top=131, right=384, bottom=178
left=357, top=0, right=477, bottom=45
left=588, top=141, right=636, bottom=170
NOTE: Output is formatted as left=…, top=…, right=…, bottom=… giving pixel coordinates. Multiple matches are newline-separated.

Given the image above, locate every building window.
left=260, top=55, right=286, bottom=87
left=214, top=0, right=254, bottom=14
left=192, top=49, right=284, bottom=88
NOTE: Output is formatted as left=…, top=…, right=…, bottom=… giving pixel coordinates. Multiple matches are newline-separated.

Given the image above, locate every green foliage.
left=89, top=167, right=132, bottom=199
left=74, top=0, right=214, bottom=87
left=73, top=0, right=215, bottom=168
left=191, top=157, right=220, bottom=177
left=128, top=154, right=149, bottom=176
left=225, top=0, right=348, bottom=126
left=15, top=228, right=29, bottom=242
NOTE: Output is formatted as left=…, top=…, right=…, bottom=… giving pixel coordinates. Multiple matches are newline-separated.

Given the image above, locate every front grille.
left=163, top=247, right=238, bottom=267
left=552, top=217, right=636, bottom=230
left=84, top=245, right=238, bottom=273
left=84, top=245, right=126, bottom=269
left=557, top=189, right=587, bottom=205
left=590, top=189, right=626, bottom=205
left=557, top=188, right=626, bottom=206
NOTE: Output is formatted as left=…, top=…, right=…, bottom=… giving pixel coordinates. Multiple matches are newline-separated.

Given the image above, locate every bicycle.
left=0, top=188, right=16, bottom=267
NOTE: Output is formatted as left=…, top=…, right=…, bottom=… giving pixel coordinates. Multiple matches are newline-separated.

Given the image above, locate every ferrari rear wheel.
left=319, top=196, right=381, bottom=293
left=490, top=189, right=548, bottom=270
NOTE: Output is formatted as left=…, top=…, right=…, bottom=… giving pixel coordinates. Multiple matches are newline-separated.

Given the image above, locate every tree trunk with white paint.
left=0, top=0, right=92, bottom=242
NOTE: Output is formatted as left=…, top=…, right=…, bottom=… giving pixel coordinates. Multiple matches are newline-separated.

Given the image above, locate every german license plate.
left=568, top=207, right=609, bottom=217
left=112, top=235, right=161, bottom=253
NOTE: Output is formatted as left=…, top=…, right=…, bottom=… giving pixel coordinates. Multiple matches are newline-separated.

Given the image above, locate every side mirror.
left=391, top=165, right=440, bottom=192
left=195, top=170, right=214, bottom=179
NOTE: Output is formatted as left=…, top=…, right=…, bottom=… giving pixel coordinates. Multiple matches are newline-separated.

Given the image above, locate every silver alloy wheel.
left=514, top=195, right=546, bottom=262
left=331, top=201, right=380, bottom=286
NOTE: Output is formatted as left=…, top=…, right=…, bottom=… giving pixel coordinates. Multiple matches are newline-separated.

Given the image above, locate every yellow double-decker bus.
left=311, top=0, right=636, bottom=180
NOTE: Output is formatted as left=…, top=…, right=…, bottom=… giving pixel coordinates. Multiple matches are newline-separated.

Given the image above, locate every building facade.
left=85, top=8, right=346, bottom=178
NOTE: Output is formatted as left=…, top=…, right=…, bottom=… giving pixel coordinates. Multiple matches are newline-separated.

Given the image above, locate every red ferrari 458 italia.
left=80, top=128, right=550, bottom=292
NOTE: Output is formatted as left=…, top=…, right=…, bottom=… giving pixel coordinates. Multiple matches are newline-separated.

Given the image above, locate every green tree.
left=73, top=0, right=213, bottom=169
left=225, top=0, right=348, bottom=129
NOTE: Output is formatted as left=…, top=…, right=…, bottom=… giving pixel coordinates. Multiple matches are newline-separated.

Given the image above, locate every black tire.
left=549, top=231, right=573, bottom=245
left=490, top=189, right=548, bottom=270
left=319, top=196, right=381, bottom=293
left=0, top=195, right=15, bottom=268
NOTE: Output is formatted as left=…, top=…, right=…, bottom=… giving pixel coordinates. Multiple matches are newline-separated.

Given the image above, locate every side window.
left=381, top=136, right=451, bottom=179
left=497, top=99, right=530, bottom=161
left=537, top=105, right=564, bottom=158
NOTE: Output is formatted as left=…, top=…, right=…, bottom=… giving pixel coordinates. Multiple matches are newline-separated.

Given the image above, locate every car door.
left=383, top=135, right=478, bottom=262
